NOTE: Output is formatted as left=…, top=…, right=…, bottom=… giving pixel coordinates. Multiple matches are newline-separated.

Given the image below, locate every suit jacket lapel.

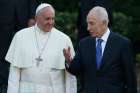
left=100, top=31, right=114, bottom=70
left=88, top=37, right=97, bottom=70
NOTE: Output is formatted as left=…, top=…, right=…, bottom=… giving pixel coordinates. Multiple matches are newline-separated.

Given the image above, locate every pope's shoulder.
left=52, top=27, right=71, bottom=40
left=14, top=26, right=34, bottom=37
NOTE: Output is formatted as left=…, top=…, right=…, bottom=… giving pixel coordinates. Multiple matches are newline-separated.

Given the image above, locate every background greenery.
left=39, top=0, right=140, bottom=63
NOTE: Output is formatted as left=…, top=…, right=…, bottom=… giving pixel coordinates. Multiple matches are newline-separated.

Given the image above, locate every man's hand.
left=63, top=47, right=72, bottom=64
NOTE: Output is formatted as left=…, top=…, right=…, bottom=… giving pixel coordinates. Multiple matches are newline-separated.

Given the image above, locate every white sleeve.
left=65, top=70, right=77, bottom=93
left=64, top=36, right=77, bottom=93
left=7, top=65, right=20, bottom=93
left=66, top=37, right=75, bottom=58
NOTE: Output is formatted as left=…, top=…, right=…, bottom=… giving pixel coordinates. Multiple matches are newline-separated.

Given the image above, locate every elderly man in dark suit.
left=76, top=1, right=113, bottom=92
left=0, top=0, right=38, bottom=92
left=64, top=6, right=137, bottom=93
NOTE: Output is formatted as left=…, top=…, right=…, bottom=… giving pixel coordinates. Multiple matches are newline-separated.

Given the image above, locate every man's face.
left=36, top=7, right=55, bottom=32
left=87, top=13, right=105, bottom=38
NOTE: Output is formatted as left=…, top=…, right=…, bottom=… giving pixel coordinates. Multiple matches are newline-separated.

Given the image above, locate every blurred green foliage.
left=55, top=12, right=77, bottom=45
left=112, top=12, right=133, bottom=37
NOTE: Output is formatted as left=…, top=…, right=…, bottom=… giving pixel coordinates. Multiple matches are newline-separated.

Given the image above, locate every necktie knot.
left=97, top=38, right=103, bottom=45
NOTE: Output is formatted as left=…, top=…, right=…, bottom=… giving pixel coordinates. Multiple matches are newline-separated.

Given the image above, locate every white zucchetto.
left=36, top=3, right=52, bottom=14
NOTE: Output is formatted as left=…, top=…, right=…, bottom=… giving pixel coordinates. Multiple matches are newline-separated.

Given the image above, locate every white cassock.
left=5, top=25, right=77, bottom=93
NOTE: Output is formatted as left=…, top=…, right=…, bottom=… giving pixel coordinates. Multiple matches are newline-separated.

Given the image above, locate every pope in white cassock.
left=5, top=3, right=77, bottom=93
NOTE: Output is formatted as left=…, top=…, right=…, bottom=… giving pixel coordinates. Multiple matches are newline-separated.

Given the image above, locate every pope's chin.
left=44, top=27, right=53, bottom=32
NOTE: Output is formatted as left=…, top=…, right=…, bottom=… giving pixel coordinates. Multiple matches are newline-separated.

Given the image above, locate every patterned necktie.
left=96, top=38, right=103, bottom=69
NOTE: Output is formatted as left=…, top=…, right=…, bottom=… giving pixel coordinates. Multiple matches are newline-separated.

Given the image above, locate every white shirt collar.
left=96, top=28, right=110, bottom=42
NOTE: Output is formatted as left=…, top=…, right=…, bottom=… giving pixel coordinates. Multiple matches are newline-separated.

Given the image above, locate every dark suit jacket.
left=0, top=0, right=38, bottom=85
left=77, top=0, right=112, bottom=42
left=67, top=31, right=137, bottom=93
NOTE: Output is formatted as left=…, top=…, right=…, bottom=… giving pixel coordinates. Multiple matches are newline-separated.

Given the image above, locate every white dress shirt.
left=96, top=28, right=110, bottom=55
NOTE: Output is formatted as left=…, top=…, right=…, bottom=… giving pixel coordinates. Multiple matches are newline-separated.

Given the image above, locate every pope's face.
left=36, top=7, right=55, bottom=32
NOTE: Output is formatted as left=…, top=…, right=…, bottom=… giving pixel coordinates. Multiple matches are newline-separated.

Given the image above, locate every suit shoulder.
left=79, top=36, right=94, bottom=44
left=112, top=32, right=131, bottom=44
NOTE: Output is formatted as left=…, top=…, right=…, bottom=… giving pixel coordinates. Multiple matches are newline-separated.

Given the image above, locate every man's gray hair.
left=90, top=6, right=109, bottom=23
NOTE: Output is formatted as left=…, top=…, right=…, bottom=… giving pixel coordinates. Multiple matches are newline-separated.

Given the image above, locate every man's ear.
left=102, top=20, right=108, bottom=27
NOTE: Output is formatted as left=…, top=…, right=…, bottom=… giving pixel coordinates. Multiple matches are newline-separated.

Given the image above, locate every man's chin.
left=90, top=34, right=96, bottom=37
